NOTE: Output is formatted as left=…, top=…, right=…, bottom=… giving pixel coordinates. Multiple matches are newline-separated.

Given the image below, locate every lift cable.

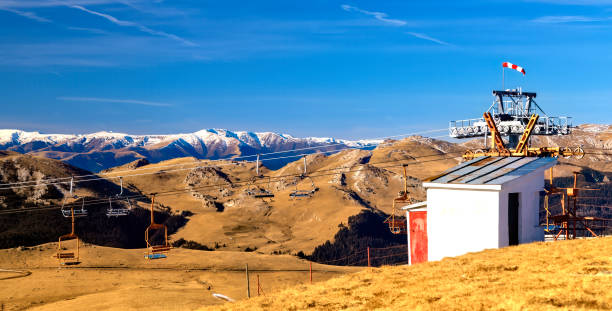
left=0, top=152, right=463, bottom=215
left=0, top=133, right=450, bottom=190
left=0, top=128, right=448, bottom=188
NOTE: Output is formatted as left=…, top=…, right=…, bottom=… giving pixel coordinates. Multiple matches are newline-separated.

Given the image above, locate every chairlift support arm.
left=483, top=112, right=507, bottom=152
left=515, top=114, right=539, bottom=154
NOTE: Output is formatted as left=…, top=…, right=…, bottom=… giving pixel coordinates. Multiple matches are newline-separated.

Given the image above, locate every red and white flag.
left=502, top=62, right=525, bottom=75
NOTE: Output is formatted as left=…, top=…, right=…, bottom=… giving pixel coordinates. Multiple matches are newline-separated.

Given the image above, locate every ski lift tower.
left=449, top=88, right=573, bottom=148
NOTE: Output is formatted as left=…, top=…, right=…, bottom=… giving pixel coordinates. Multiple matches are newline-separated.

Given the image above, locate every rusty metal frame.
left=144, top=194, right=171, bottom=259
left=57, top=207, right=80, bottom=265
left=544, top=170, right=605, bottom=240
left=385, top=165, right=410, bottom=234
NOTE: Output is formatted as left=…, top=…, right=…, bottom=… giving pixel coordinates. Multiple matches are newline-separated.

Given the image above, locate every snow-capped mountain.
left=0, top=129, right=381, bottom=172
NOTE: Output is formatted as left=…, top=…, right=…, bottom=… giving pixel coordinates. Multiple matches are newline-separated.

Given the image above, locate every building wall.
left=426, top=187, right=500, bottom=261
left=426, top=166, right=550, bottom=262
left=497, top=168, right=547, bottom=247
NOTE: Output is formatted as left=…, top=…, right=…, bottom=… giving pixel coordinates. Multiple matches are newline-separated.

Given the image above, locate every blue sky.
left=1, top=0, right=612, bottom=139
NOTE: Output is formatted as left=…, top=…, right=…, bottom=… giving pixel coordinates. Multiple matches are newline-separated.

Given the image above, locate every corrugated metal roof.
left=426, top=156, right=557, bottom=185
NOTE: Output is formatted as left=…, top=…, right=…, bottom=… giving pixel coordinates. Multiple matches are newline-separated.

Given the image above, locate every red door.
left=409, top=211, right=428, bottom=264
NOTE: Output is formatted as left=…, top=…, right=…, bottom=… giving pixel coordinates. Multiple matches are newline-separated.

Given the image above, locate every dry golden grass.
left=100, top=141, right=454, bottom=255
left=205, top=237, right=612, bottom=311
left=0, top=243, right=359, bottom=310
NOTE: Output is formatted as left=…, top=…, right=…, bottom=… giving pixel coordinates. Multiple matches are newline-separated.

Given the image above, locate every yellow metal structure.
left=463, top=112, right=584, bottom=160
left=515, top=113, right=539, bottom=154
left=484, top=112, right=507, bottom=152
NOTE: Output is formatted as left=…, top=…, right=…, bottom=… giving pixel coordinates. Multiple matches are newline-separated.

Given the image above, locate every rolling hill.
left=97, top=136, right=464, bottom=255
left=0, top=151, right=186, bottom=249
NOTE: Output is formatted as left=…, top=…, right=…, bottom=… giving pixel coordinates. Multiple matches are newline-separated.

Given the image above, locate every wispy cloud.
left=532, top=15, right=606, bottom=23
left=0, top=1, right=120, bottom=9
left=58, top=96, right=172, bottom=107
left=69, top=5, right=197, bottom=46
left=406, top=32, right=451, bottom=46
left=340, top=5, right=452, bottom=46
left=0, top=7, right=51, bottom=22
left=67, top=26, right=108, bottom=34
left=524, top=0, right=612, bottom=5
left=341, top=4, right=407, bottom=26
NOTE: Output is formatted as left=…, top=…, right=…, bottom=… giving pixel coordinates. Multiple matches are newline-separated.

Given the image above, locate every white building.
left=421, top=156, right=557, bottom=262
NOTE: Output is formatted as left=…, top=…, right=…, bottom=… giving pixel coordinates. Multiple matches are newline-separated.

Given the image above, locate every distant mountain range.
left=0, top=129, right=381, bottom=172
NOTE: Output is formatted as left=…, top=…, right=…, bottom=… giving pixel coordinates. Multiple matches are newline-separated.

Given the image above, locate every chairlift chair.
left=384, top=165, right=410, bottom=234
left=57, top=207, right=80, bottom=265
left=289, top=156, right=317, bottom=199
left=60, top=177, right=87, bottom=218
left=106, top=197, right=131, bottom=217
left=289, top=176, right=316, bottom=200
left=61, top=197, right=88, bottom=218
left=144, top=195, right=171, bottom=259
left=106, top=177, right=131, bottom=217
left=245, top=176, right=275, bottom=199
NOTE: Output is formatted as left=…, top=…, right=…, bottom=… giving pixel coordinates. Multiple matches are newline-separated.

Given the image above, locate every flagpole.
left=502, top=66, right=505, bottom=90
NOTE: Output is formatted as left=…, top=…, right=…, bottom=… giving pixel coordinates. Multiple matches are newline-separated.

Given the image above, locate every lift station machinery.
left=450, top=88, right=584, bottom=160
left=449, top=89, right=572, bottom=147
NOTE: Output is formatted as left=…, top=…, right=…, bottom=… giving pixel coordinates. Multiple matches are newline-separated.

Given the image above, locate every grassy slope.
left=0, top=243, right=359, bottom=310
left=205, top=237, right=612, bottom=311
left=100, top=138, right=460, bottom=255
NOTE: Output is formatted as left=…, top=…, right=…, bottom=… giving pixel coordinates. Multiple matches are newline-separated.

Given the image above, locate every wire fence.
left=313, top=244, right=409, bottom=267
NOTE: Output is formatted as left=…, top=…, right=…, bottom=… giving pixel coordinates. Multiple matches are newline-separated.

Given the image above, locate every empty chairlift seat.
left=57, top=206, right=81, bottom=266
left=245, top=176, right=275, bottom=199
left=106, top=177, right=132, bottom=217
left=144, top=195, right=172, bottom=260
left=289, top=176, right=317, bottom=199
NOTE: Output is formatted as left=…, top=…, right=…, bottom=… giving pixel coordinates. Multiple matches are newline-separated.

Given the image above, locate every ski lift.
left=56, top=206, right=80, bottom=265
left=289, top=176, right=316, bottom=199
left=144, top=194, right=171, bottom=259
left=60, top=177, right=87, bottom=218
left=384, top=165, right=410, bottom=234
left=245, top=176, right=275, bottom=199
left=289, top=156, right=317, bottom=199
left=245, top=154, right=275, bottom=199
left=106, top=177, right=131, bottom=217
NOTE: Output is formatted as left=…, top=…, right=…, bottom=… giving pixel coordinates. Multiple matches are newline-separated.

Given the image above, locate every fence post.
left=367, top=246, right=371, bottom=269
left=257, top=274, right=260, bottom=296
left=309, top=262, right=312, bottom=284
left=245, top=264, right=250, bottom=298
